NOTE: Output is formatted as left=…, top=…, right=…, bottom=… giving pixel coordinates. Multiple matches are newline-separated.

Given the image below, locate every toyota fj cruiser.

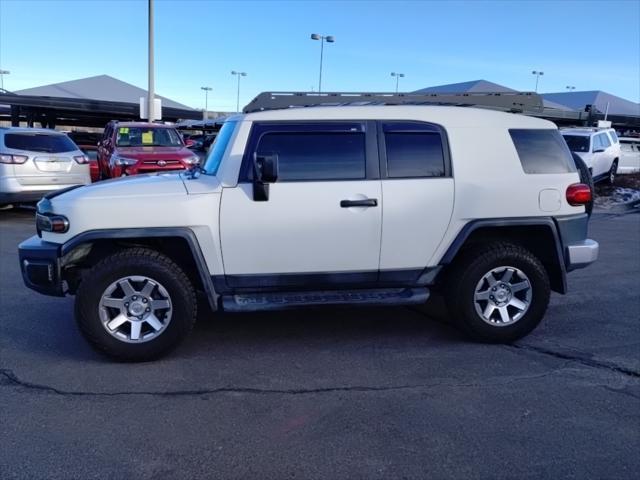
left=18, top=93, right=599, bottom=361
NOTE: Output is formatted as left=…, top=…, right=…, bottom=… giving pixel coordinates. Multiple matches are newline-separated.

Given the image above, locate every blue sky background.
left=1, top=0, right=638, bottom=111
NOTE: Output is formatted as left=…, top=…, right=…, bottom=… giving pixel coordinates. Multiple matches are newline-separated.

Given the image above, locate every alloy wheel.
left=473, top=266, right=532, bottom=326
left=98, top=275, right=173, bottom=343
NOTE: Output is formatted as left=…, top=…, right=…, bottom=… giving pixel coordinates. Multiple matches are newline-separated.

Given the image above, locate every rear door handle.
left=340, top=198, right=378, bottom=208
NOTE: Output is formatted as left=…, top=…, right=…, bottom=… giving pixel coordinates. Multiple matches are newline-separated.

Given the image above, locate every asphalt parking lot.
left=1, top=208, right=639, bottom=479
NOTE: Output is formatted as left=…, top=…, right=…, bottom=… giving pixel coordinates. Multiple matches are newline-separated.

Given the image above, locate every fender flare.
left=61, top=227, right=218, bottom=310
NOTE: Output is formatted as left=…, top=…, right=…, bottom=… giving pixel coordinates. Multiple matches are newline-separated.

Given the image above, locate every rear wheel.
left=75, top=248, right=197, bottom=361
left=445, top=242, right=550, bottom=343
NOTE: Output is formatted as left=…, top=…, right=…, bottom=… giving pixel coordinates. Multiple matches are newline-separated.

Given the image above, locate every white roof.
left=243, top=105, right=556, bottom=129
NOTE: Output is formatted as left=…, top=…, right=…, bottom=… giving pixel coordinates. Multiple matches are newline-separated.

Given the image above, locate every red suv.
left=97, top=121, right=201, bottom=178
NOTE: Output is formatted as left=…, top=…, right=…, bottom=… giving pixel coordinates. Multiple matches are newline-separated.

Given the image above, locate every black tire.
left=445, top=242, right=550, bottom=343
left=572, top=152, right=594, bottom=216
left=607, top=159, right=618, bottom=185
left=75, top=248, right=197, bottom=361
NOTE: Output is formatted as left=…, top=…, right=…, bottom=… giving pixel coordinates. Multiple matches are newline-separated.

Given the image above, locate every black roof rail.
left=243, top=91, right=544, bottom=114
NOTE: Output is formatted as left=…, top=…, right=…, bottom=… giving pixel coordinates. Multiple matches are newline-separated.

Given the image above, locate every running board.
left=221, top=288, right=429, bottom=312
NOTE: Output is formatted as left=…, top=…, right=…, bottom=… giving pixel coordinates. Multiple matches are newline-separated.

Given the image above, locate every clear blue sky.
left=1, top=0, right=638, bottom=111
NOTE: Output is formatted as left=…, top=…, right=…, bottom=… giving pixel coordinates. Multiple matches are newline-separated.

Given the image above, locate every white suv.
left=19, top=104, right=599, bottom=361
left=561, top=128, right=621, bottom=183
left=0, top=127, right=91, bottom=206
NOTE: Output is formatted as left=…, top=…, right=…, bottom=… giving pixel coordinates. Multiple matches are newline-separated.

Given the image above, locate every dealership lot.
left=1, top=208, right=639, bottom=479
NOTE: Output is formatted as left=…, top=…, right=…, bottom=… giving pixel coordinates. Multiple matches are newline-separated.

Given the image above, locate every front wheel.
left=607, top=160, right=618, bottom=185
left=445, top=243, right=550, bottom=343
left=75, top=248, right=197, bottom=361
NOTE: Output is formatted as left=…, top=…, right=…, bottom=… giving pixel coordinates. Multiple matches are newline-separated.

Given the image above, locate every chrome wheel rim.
left=99, top=275, right=172, bottom=343
left=473, top=266, right=532, bottom=327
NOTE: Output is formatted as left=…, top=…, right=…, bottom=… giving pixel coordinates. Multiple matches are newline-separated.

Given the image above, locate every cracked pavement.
left=1, top=209, right=639, bottom=479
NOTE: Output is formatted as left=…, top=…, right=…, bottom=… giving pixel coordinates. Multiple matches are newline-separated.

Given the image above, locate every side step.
left=221, top=288, right=429, bottom=312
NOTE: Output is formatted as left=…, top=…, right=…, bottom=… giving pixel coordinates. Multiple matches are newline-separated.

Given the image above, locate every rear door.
left=219, top=121, right=382, bottom=289
left=377, top=121, right=454, bottom=280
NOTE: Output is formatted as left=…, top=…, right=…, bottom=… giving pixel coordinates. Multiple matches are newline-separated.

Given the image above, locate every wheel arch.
left=60, top=228, right=218, bottom=311
left=439, top=218, right=567, bottom=294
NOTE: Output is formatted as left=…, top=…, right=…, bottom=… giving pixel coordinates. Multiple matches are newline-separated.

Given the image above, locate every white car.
left=618, top=137, right=640, bottom=174
left=561, top=128, right=621, bottom=183
left=19, top=102, right=599, bottom=361
left=0, top=127, right=91, bottom=206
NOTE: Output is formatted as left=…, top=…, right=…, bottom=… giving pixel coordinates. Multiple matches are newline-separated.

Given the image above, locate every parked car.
left=618, top=137, right=640, bottom=174
left=561, top=128, right=621, bottom=184
left=19, top=105, right=598, bottom=361
left=77, top=145, right=100, bottom=182
left=97, top=122, right=200, bottom=178
left=1, top=127, right=90, bottom=206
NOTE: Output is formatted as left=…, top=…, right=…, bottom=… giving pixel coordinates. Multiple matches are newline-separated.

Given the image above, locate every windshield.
left=202, top=121, right=238, bottom=174
left=562, top=135, right=590, bottom=153
left=5, top=133, right=78, bottom=153
left=116, top=127, right=183, bottom=147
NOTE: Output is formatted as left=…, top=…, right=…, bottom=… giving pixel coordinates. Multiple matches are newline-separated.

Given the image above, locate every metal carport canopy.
left=0, top=93, right=202, bottom=128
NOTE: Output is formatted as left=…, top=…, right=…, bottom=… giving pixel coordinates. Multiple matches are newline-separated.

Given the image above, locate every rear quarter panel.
left=428, top=125, right=583, bottom=266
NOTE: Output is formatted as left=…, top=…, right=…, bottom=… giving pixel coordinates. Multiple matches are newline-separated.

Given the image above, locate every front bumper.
left=18, top=235, right=65, bottom=296
left=566, top=239, right=599, bottom=270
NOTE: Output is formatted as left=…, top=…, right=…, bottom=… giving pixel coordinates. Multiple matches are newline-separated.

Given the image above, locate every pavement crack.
left=508, top=344, right=640, bottom=379
left=0, top=367, right=560, bottom=398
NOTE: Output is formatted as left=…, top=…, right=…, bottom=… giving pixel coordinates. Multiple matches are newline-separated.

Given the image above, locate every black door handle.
left=340, top=198, right=378, bottom=208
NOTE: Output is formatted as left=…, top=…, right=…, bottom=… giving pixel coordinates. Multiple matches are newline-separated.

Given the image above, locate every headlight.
left=113, top=155, right=138, bottom=166
left=184, top=156, right=200, bottom=165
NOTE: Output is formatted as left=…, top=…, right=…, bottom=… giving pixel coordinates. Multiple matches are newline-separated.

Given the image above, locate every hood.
left=54, top=172, right=187, bottom=205
left=116, top=146, right=194, bottom=159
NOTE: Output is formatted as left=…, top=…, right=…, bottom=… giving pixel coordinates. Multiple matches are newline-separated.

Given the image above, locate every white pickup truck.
left=19, top=100, right=599, bottom=361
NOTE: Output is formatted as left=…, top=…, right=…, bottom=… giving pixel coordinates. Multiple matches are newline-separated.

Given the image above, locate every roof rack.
left=243, top=91, right=544, bottom=114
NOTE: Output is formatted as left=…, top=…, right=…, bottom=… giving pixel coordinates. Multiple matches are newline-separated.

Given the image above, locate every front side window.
left=383, top=122, right=445, bottom=178
left=4, top=133, right=78, bottom=153
left=598, top=133, right=611, bottom=149
left=116, top=127, right=183, bottom=147
left=562, top=135, right=590, bottom=153
left=256, top=130, right=366, bottom=181
left=202, top=121, right=237, bottom=175
left=509, top=129, right=576, bottom=174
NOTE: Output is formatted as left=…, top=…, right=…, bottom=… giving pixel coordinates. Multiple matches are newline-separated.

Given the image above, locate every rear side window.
left=256, top=131, right=366, bottom=181
left=509, top=129, right=576, bottom=174
left=4, top=133, right=78, bottom=153
left=608, top=130, right=619, bottom=143
left=383, top=122, right=446, bottom=178
left=562, top=135, right=590, bottom=153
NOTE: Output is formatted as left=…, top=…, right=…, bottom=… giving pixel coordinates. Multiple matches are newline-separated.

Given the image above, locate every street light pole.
left=531, top=70, right=544, bottom=92
left=148, top=0, right=155, bottom=122
left=201, top=86, right=212, bottom=119
left=0, top=70, right=9, bottom=91
left=231, top=71, right=247, bottom=113
left=391, top=72, right=405, bottom=93
left=311, top=33, right=335, bottom=94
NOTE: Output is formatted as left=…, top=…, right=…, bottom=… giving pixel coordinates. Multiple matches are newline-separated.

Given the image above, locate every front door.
left=219, top=121, right=382, bottom=289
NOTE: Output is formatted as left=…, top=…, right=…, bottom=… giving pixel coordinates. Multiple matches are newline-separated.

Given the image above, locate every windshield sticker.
left=119, top=127, right=129, bottom=134
left=142, top=132, right=153, bottom=144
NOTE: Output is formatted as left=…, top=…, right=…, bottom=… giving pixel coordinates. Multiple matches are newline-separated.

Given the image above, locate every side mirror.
left=255, top=154, right=279, bottom=183
left=253, top=154, right=279, bottom=201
